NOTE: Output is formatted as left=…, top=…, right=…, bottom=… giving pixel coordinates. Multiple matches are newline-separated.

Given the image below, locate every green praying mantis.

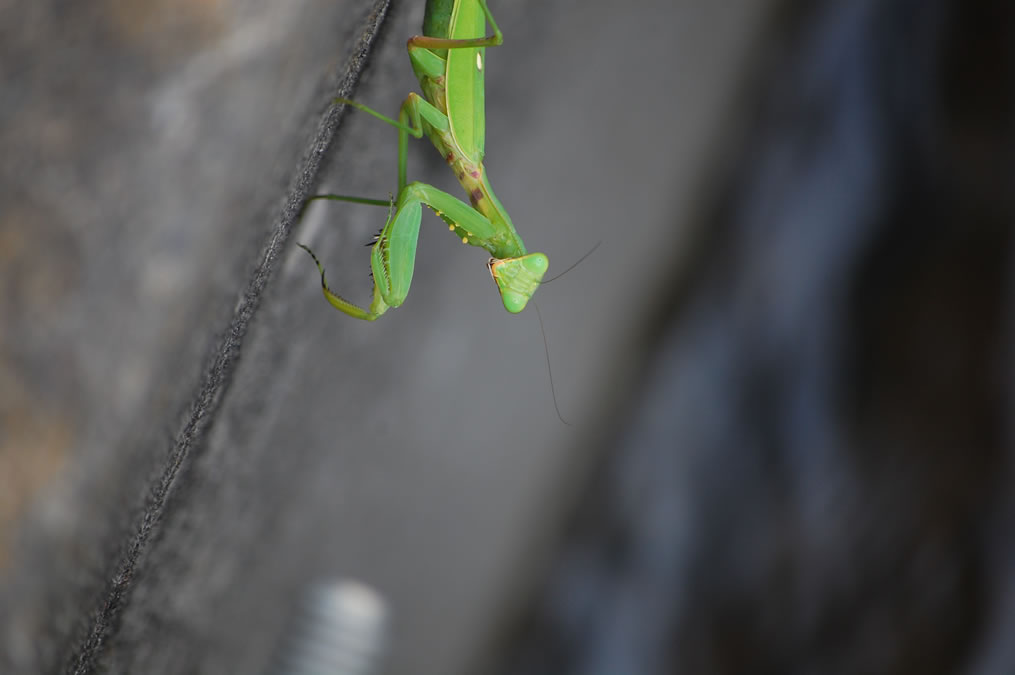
left=298, top=0, right=549, bottom=320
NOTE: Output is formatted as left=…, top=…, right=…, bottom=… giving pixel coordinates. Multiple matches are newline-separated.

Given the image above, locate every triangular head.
left=488, top=252, right=549, bottom=313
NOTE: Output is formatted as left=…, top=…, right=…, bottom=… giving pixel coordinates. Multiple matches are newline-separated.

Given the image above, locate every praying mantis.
left=298, top=0, right=549, bottom=320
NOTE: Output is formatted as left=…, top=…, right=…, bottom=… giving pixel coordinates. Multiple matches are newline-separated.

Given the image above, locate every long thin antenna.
left=540, top=241, right=602, bottom=285
left=533, top=301, right=571, bottom=426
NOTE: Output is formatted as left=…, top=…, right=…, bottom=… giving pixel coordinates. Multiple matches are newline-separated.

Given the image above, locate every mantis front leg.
left=296, top=93, right=449, bottom=322
left=300, top=182, right=547, bottom=320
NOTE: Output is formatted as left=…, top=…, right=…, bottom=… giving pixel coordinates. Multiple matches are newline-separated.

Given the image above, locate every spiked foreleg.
left=300, top=181, right=547, bottom=319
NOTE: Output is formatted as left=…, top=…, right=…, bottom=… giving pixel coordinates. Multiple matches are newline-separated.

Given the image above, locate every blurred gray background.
left=2, top=0, right=1014, bottom=674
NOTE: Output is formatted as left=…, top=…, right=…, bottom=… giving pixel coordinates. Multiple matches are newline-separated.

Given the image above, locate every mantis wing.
left=445, top=0, right=486, bottom=163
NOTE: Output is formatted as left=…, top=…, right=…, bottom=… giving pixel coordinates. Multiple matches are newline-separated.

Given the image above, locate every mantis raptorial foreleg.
left=301, top=180, right=547, bottom=320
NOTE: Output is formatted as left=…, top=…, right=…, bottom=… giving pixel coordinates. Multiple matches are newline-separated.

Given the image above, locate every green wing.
left=445, top=0, right=486, bottom=163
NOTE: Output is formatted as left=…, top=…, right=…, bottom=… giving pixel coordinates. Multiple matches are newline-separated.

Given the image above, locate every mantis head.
left=488, top=252, right=549, bottom=314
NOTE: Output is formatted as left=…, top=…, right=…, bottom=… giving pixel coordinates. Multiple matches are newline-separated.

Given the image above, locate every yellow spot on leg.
left=476, top=53, right=483, bottom=71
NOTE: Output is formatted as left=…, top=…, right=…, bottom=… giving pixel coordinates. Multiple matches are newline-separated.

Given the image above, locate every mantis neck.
left=431, top=135, right=527, bottom=259
left=417, top=72, right=526, bottom=260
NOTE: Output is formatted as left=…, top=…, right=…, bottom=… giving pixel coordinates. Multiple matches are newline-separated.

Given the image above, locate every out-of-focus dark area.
left=495, top=1, right=1015, bottom=674
left=1, top=0, right=1013, bottom=673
